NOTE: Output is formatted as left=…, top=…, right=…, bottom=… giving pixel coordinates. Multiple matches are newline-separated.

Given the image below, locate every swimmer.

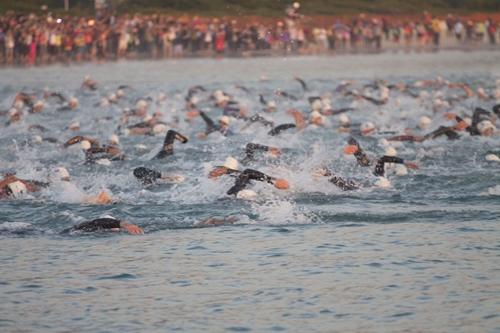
left=197, top=111, right=232, bottom=137
left=242, top=143, right=281, bottom=164
left=194, top=216, right=239, bottom=227
left=226, top=169, right=289, bottom=196
left=62, top=217, right=143, bottom=235
left=133, top=167, right=185, bottom=185
left=241, top=114, right=274, bottom=131
left=208, top=156, right=241, bottom=179
left=387, top=125, right=460, bottom=142
left=268, top=109, right=306, bottom=136
left=344, top=138, right=418, bottom=176
left=57, top=97, right=79, bottom=111
left=153, top=130, right=188, bottom=159
left=0, top=174, right=49, bottom=199
left=313, top=167, right=360, bottom=191
left=81, top=75, right=98, bottom=90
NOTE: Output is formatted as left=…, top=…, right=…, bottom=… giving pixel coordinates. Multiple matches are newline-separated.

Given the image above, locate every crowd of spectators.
left=0, top=3, right=498, bottom=66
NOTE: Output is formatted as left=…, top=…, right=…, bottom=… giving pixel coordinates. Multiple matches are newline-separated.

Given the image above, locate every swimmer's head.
left=80, top=140, right=91, bottom=151
left=69, top=97, right=78, bottom=109
left=385, top=146, right=397, bottom=157
left=273, top=178, right=290, bottom=190
left=418, top=116, right=432, bottom=130
left=223, top=156, right=239, bottom=171
left=100, top=98, right=110, bottom=107
left=32, top=135, right=43, bottom=144
left=339, top=114, right=350, bottom=125
left=13, top=100, right=24, bottom=110
left=136, top=99, right=148, bottom=112
left=68, top=121, right=80, bottom=131
left=54, top=167, right=70, bottom=182
left=311, top=99, right=322, bottom=111
left=236, top=189, right=257, bottom=200
left=108, top=93, right=117, bottom=103
left=219, top=116, right=230, bottom=127
left=293, top=2, right=300, bottom=9
left=310, top=110, right=325, bottom=126
left=116, top=89, right=125, bottom=98
left=485, top=154, right=500, bottom=162
left=33, top=100, right=45, bottom=113
left=360, top=122, right=375, bottom=136
left=267, top=100, right=277, bottom=111
left=152, top=124, right=167, bottom=135
left=375, top=177, right=391, bottom=188
left=478, top=120, right=496, bottom=137
left=109, top=134, right=120, bottom=145
left=7, top=181, right=27, bottom=198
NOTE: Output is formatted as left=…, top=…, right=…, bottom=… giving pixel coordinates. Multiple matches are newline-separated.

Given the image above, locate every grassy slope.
left=0, top=0, right=499, bottom=16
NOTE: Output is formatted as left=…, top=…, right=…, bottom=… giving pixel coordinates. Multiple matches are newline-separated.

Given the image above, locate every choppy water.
left=1, top=51, right=500, bottom=332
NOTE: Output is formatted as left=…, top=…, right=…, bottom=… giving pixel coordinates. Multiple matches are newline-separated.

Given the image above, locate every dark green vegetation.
left=1, top=0, right=499, bottom=16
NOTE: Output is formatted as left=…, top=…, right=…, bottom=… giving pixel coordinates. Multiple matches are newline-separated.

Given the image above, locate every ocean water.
left=1, top=51, right=500, bottom=332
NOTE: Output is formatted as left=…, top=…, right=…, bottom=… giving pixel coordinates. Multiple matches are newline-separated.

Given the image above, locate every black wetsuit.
left=242, top=143, right=271, bottom=163
left=133, top=167, right=162, bottom=185
left=245, top=114, right=274, bottom=128
left=329, top=176, right=360, bottom=191
left=373, top=156, right=405, bottom=177
left=227, top=169, right=274, bottom=195
left=348, top=138, right=372, bottom=167
left=62, top=218, right=121, bottom=233
left=423, top=126, right=460, bottom=140
left=154, top=130, right=188, bottom=159
left=268, top=124, right=296, bottom=136
left=199, top=110, right=231, bottom=136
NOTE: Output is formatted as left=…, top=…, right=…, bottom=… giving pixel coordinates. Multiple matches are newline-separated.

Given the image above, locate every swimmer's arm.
left=242, top=169, right=274, bottom=184
left=199, top=111, right=216, bottom=132
left=73, top=219, right=143, bottom=234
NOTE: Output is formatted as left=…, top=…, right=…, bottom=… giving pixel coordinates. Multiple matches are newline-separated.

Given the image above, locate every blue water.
left=1, top=51, right=499, bottom=332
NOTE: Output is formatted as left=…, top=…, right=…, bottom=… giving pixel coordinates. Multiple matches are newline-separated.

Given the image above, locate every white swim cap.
left=152, top=124, right=167, bottom=135
left=13, top=100, right=24, bottom=110
left=375, top=177, right=391, bottom=188
left=96, top=159, right=111, bottom=166
left=223, top=156, right=239, bottom=170
left=7, top=181, right=27, bottom=198
left=68, top=121, right=80, bottom=130
left=236, top=189, right=257, bottom=200
left=55, top=167, right=70, bottom=181
left=116, top=89, right=125, bottom=98
left=69, top=97, right=78, bottom=108
left=220, top=116, right=230, bottom=125
left=311, top=99, right=322, bottom=111
left=311, top=110, right=322, bottom=119
left=419, top=116, right=432, bottom=130
left=339, top=113, right=350, bottom=125
left=190, top=95, right=199, bottom=105
left=379, top=86, right=390, bottom=101
left=385, top=146, right=397, bottom=157
left=136, top=99, right=148, bottom=110
left=33, top=100, right=45, bottom=111
left=267, top=100, right=276, bottom=109
left=108, top=93, right=117, bottom=103
left=361, top=122, right=375, bottom=135
left=134, top=144, right=148, bottom=150
left=478, top=120, right=496, bottom=135
left=485, top=154, right=500, bottom=162
left=109, top=134, right=120, bottom=145
left=32, top=135, right=43, bottom=144
left=80, top=140, right=91, bottom=150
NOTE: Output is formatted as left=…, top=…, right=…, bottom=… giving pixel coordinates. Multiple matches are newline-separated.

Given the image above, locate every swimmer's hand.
left=120, top=222, right=144, bottom=235
left=404, top=162, right=419, bottom=170
left=161, top=174, right=185, bottom=183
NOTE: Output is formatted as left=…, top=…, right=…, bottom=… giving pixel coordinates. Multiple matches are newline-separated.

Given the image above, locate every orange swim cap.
left=274, top=179, right=289, bottom=190
left=343, top=144, right=359, bottom=155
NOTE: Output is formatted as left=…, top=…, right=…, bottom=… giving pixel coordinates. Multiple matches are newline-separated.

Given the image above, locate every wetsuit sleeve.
left=242, top=169, right=274, bottom=184
left=72, top=218, right=121, bottom=232
left=227, top=173, right=251, bottom=195
left=245, top=143, right=270, bottom=161
left=133, top=167, right=162, bottom=184
left=374, top=156, right=404, bottom=177
left=471, top=107, right=491, bottom=135
left=199, top=111, right=217, bottom=134
left=329, top=176, right=359, bottom=191
left=268, top=123, right=296, bottom=136
left=424, top=126, right=459, bottom=140
left=493, top=104, right=500, bottom=117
